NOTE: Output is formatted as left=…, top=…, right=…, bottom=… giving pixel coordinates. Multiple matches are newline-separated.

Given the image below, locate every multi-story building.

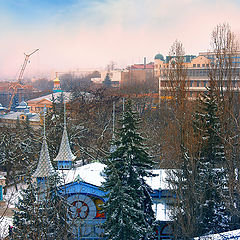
left=154, top=51, right=240, bottom=100
left=121, top=58, right=155, bottom=92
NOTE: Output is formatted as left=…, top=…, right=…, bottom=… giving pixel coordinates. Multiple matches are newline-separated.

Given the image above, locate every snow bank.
left=0, top=217, right=12, bottom=239
left=194, top=229, right=240, bottom=239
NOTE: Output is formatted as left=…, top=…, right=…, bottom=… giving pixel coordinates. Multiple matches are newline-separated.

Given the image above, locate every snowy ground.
left=3, top=182, right=27, bottom=208
left=194, top=229, right=240, bottom=239
left=0, top=217, right=13, bottom=239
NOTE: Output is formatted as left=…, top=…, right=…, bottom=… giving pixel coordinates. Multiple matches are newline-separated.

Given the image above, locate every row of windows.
left=160, top=80, right=239, bottom=88
left=192, top=63, right=209, bottom=68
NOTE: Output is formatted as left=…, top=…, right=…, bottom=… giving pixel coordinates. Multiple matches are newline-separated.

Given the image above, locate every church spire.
left=54, top=95, right=76, bottom=169
left=32, top=106, right=55, bottom=181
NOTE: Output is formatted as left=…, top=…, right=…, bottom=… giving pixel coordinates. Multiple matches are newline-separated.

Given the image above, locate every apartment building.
left=154, top=52, right=240, bottom=99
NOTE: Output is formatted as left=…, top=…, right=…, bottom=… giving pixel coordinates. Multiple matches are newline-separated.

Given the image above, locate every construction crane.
left=8, top=49, right=39, bottom=111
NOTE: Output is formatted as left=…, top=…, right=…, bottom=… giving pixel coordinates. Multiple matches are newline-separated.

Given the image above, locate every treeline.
left=162, top=23, right=240, bottom=238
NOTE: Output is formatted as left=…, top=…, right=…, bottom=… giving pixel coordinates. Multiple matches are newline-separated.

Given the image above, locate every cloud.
left=0, top=0, right=240, bottom=79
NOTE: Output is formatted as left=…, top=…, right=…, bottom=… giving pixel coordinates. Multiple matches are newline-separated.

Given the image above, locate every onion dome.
left=16, top=101, right=29, bottom=110
left=53, top=77, right=60, bottom=83
left=154, top=53, right=165, bottom=61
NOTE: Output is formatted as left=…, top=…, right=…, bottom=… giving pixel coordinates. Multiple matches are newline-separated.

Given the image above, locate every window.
left=203, top=81, right=207, bottom=87
left=190, top=81, right=194, bottom=87
left=206, top=64, right=209, bottom=67
left=202, top=64, right=205, bottom=67
left=193, top=64, right=196, bottom=67
left=197, top=81, right=200, bottom=87
left=197, top=64, right=200, bottom=67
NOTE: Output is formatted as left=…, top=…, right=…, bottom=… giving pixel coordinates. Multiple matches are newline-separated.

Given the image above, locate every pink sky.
left=0, top=0, right=240, bottom=80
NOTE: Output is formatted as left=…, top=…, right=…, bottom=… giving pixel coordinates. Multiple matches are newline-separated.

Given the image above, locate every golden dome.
left=53, top=77, right=60, bottom=83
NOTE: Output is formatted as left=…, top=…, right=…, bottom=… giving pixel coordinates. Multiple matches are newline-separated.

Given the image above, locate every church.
left=31, top=101, right=173, bottom=240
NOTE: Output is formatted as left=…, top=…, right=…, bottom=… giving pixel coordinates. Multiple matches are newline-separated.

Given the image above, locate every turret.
left=53, top=73, right=62, bottom=93
left=32, top=107, right=55, bottom=184
left=54, top=95, right=76, bottom=169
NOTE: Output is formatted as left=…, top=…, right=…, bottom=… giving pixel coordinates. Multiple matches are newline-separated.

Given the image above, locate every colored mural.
left=60, top=182, right=106, bottom=239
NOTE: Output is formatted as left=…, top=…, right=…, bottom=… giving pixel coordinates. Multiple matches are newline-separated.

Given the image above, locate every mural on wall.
left=60, top=181, right=107, bottom=239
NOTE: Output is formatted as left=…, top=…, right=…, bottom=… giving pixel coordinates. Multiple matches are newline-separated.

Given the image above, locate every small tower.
left=53, top=73, right=62, bottom=93
left=54, top=96, right=76, bottom=169
left=32, top=107, right=55, bottom=184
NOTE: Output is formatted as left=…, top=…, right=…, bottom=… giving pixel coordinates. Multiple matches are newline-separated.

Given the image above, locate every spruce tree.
left=103, top=73, right=112, bottom=87
left=195, top=82, right=230, bottom=235
left=102, top=100, right=155, bottom=240
left=13, top=180, right=41, bottom=239
left=13, top=174, right=72, bottom=239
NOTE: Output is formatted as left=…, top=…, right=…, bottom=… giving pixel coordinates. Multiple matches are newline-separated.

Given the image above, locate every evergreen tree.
left=103, top=73, right=112, bottom=87
left=102, top=100, right=155, bottom=240
left=13, top=174, right=72, bottom=239
left=167, top=146, right=202, bottom=239
left=195, top=82, right=230, bottom=235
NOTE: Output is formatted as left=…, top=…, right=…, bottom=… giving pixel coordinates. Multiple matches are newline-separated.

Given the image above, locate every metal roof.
left=32, top=137, right=55, bottom=178
left=54, top=125, right=76, bottom=162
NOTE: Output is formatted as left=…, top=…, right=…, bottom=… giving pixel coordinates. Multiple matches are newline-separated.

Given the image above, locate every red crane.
left=8, top=49, right=39, bottom=110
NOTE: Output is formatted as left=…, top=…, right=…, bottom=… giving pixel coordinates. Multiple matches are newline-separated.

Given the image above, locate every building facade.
left=154, top=51, right=240, bottom=100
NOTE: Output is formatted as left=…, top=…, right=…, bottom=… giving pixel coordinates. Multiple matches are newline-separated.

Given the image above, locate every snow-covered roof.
left=146, top=169, right=169, bottom=190
left=194, top=229, right=240, bottom=239
left=0, top=175, right=6, bottom=180
left=58, top=162, right=170, bottom=190
left=58, top=162, right=105, bottom=186
left=0, top=103, right=6, bottom=110
left=0, top=112, right=40, bottom=121
left=27, top=92, right=72, bottom=103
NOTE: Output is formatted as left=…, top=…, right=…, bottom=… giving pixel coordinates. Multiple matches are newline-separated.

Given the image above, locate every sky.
left=0, top=0, right=240, bottom=80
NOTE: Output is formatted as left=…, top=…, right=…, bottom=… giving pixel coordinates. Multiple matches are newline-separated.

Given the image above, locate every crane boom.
left=8, top=48, right=39, bottom=111
left=17, top=48, right=39, bottom=84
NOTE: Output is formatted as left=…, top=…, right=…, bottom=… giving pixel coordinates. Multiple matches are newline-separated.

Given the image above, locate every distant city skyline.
left=0, top=0, right=240, bottom=80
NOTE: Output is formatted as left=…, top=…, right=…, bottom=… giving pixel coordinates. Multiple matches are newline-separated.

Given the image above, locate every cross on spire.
left=54, top=93, right=76, bottom=169
left=32, top=107, right=55, bottom=179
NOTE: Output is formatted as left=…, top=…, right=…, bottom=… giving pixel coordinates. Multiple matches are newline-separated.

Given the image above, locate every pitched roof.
left=32, top=137, right=55, bottom=178
left=54, top=125, right=76, bottom=162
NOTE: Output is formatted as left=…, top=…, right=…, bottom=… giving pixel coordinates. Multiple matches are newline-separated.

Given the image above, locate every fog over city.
left=0, top=0, right=240, bottom=79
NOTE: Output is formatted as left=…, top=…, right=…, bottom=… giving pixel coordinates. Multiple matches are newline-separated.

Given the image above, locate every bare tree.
left=210, top=23, right=240, bottom=228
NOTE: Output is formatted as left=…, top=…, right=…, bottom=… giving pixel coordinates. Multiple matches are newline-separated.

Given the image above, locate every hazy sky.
left=0, top=0, right=240, bottom=79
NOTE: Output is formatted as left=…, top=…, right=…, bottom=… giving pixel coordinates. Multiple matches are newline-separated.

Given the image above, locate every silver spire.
left=54, top=94, right=76, bottom=164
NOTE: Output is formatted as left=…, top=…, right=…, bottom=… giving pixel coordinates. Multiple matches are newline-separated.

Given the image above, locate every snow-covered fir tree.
left=167, top=143, right=203, bottom=239
left=13, top=180, right=39, bottom=239
left=102, top=100, right=155, bottom=240
left=195, top=81, right=230, bottom=235
left=13, top=174, right=72, bottom=239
